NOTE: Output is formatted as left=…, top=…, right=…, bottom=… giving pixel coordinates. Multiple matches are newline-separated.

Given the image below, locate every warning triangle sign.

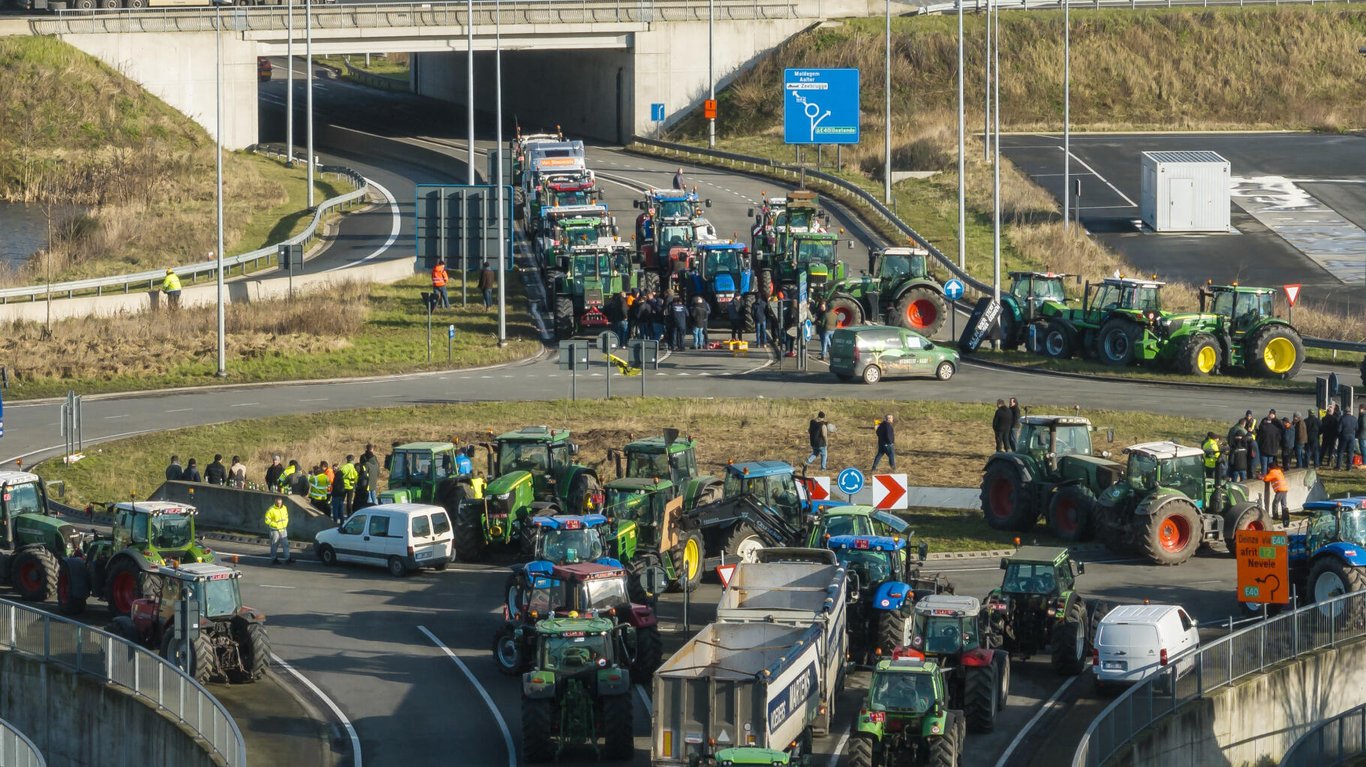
left=1284, top=284, right=1302, bottom=307
left=716, top=563, right=737, bottom=588
left=716, top=730, right=732, bottom=744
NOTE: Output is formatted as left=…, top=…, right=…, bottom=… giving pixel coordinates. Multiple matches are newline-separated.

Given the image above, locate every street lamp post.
left=884, top=0, right=892, bottom=205
left=956, top=0, right=965, bottom=269
left=215, top=6, right=226, bottom=376
left=708, top=0, right=715, bottom=149
left=1063, top=0, right=1071, bottom=229
left=305, top=0, right=314, bottom=208
left=495, top=0, right=506, bottom=346
left=467, top=0, right=475, bottom=186
left=984, top=0, right=991, bottom=161
left=991, top=0, right=1000, bottom=303
left=286, top=0, right=293, bottom=165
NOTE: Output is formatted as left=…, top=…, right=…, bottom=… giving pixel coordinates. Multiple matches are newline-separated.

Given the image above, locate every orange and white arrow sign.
left=872, top=473, right=908, bottom=510
left=804, top=476, right=831, bottom=502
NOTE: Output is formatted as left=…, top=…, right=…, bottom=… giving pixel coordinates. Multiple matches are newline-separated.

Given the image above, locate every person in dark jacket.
left=1357, top=405, right=1366, bottom=462
left=605, top=291, right=628, bottom=347
left=1256, top=410, right=1283, bottom=476
left=1322, top=405, right=1340, bottom=467
left=751, top=293, right=768, bottom=346
left=805, top=411, right=830, bottom=470
left=204, top=454, right=227, bottom=486
left=1336, top=407, right=1359, bottom=470
left=182, top=458, right=202, bottom=483
left=1305, top=411, right=1321, bottom=468
left=992, top=400, right=1012, bottom=452
left=165, top=455, right=184, bottom=482
left=1229, top=429, right=1250, bottom=482
left=264, top=455, right=285, bottom=490
left=690, top=297, right=710, bottom=350
left=1007, top=398, right=1022, bottom=451
left=1279, top=418, right=1295, bottom=469
left=288, top=462, right=310, bottom=497
left=1292, top=413, right=1308, bottom=468
left=669, top=296, right=689, bottom=352
left=728, top=297, right=745, bottom=341
left=872, top=415, right=896, bottom=471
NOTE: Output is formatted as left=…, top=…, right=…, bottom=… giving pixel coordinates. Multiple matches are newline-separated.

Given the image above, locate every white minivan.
left=314, top=503, right=453, bottom=577
left=1093, top=604, right=1200, bottom=693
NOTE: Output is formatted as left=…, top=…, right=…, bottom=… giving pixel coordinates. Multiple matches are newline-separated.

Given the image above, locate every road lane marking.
left=826, top=731, right=851, bottom=767
left=166, top=408, right=192, bottom=413
left=994, top=673, right=1080, bottom=767
left=418, top=625, right=516, bottom=767
left=324, top=177, right=400, bottom=272
left=229, top=402, right=259, bottom=408
left=1061, top=148, right=1136, bottom=207
left=103, top=414, right=129, bottom=420
left=300, top=398, right=329, bottom=403
left=271, top=653, right=363, bottom=767
left=258, top=584, right=297, bottom=589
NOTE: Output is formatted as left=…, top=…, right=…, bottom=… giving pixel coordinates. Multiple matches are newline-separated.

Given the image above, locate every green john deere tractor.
left=983, top=546, right=1091, bottom=676
left=520, top=615, right=635, bottom=762
left=847, top=656, right=965, bottom=767
left=1142, top=284, right=1305, bottom=379
left=547, top=246, right=634, bottom=339
left=379, top=441, right=470, bottom=505
left=979, top=416, right=1124, bottom=542
left=825, top=247, right=949, bottom=337
left=1033, top=276, right=1164, bottom=363
left=69, top=501, right=217, bottom=616
left=0, top=471, right=84, bottom=605
left=454, top=427, right=602, bottom=561
left=1091, top=441, right=1264, bottom=566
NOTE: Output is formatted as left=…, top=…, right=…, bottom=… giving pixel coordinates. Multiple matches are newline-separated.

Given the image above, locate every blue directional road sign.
left=448, top=324, right=456, bottom=340
left=784, top=68, right=860, bottom=145
left=944, top=278, right=965, bottom=301
left=837, top=467, right=865, bottom=495
left=651, top=103, right=666, bottom=122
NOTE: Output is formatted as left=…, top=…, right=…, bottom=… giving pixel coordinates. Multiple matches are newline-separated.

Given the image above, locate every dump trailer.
left=653, top=621, right=824, bottom=766
left=714, top=548, right=848, bottom=736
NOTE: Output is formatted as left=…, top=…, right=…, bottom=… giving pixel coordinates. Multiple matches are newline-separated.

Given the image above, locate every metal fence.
left=1282, top=702, right=1366, bottom=767
left=0, top=717, right=44, bottom=767
left=919, top=0, right=1358, bottom=15
left=34, top=0, right=802, bottom=34
left=1073, top=591, right=1366, bottom=767
left=0, top=599, right=245, bottom=767
left=0, top=149, right=367, bottom=306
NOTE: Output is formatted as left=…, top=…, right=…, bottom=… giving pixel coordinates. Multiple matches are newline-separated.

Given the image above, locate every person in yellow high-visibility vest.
left=161, top=268, right=182, bottom=310
left=264, top=497, right=293, bottom=565
left=1202, top=432, right=1221, bottom=480
left=470, top=472, right=486, bottom=500
left=308, top=465, right=330, bottom=515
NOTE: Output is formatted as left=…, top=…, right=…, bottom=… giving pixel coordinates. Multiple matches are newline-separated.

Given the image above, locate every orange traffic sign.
left=703, top=99, right=718, bottom=120
left=1235, top=530, right=1289, bottom=604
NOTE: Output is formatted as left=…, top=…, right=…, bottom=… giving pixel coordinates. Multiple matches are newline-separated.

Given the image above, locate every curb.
left=962, top=355, right=1313, bottom=394
left=925, top=542, right=1107, bottom=562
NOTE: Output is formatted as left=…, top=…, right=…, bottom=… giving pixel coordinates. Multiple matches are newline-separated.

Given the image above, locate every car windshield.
left=1, top=482, right=43, bottom=516
left=1002, top=563, right=1057, bottom=594
left=833, top=548, right=895, bottom=585
left=604, top=488, right=650, bottom=522
left=541, top=633, right=612, bottom=671
left=912, top=614, right=975, bottom=655
left=704, top=250, right=741, bottom=275
left=581, top=577, right=629, bottom=610
left=870, top=671, right=936, bottom=714
left=658, top=200, right=693, bottom=219
left=626, top=451, right=671, bottom=479
left=185, top=577, right=239, bottom=619
left=537, top=528, right=604, bottom=564
left=500, top=442, right=550, bottom=473
left=880, top=254, right=927, bottom=280
left=795, top=239, right=834, bottom=266
left=151, top=514, right=193, bottom=549
left=659, top=225, right=691, bottom=249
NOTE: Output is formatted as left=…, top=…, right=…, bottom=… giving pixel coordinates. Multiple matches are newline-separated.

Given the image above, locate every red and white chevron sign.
left=872, top=473, right=908, bottom=510
left=804, top=476, right=831, bottom=502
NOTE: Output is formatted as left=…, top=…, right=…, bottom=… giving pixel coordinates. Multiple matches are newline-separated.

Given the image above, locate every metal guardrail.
left=918, top=0, right=1357, bottom=15
left=1282, top=702, right=1366, bottom=767
left=0, top=717, right=44, bottom=767
left=1073, top=590, right=1366, bottom=767
left=0, top=150, right=367, bottom=306
left=0, top=598, right=244, bottom=767
left=34, top=0, right=802, bottom=33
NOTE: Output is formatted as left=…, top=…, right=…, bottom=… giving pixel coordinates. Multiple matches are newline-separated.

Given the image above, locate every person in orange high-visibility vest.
left=431, top=260, right=450, bottom=309
left=1263, top=459, right=1290, bottom=525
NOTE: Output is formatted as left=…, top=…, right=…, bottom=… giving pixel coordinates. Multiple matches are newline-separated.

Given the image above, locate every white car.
left=314, top=503, right=453, bottom=577
left=1093, top=604, right=1200, bottom=692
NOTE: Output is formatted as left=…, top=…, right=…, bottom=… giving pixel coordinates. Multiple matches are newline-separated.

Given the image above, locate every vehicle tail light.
left=1092, top=649, right=1099, bottom=667
left=1159, top=648, right=1168, bottom=666
left=852, top=346, right=860, bottom=362
left=408, top=545, right=415, bottom=556
left=867, top=710, right=885, bottom=723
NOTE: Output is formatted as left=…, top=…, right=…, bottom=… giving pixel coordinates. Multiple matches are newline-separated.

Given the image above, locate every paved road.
left=1001, top=132, right=1366, bottom=316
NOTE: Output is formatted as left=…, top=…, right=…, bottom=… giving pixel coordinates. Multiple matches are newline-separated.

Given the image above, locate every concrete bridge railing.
left=1281, top=702, right=1366, bottom=767
left=0, top=716, right=44, bottom=767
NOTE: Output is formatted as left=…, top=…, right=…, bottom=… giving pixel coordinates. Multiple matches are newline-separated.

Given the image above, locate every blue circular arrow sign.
left=944, top=278, right=965, bottom=301
left=836, top=467, right=865, bottom=495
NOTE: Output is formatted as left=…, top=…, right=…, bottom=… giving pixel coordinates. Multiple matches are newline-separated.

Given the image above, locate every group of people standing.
left=1222, top=405, right=1366, bottom=481
left=602, top=290, right=712, bottom=352
left=264, top=446, right=383, bottom=524
left=991, top=398, right=1023, bottom=452
left=165, top=454, right=248, bottom=487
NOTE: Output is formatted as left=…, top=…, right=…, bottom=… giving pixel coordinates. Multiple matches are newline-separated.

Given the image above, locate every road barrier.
left=919, top=0, right=1359, bottom=16
left=0, top=598, right=244, bottom=767
left=1281, top=702, right=1366, bottom=767
left=0, top=716, right=44, bottom=767
left=0, top=151, right=367, bottom=306
left=633, top=137, right=1366, bottom=353
left=1072, top=590, right=1366, bottom=767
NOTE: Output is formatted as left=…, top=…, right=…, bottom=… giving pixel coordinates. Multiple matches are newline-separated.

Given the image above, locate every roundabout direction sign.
left=836, top=467, right=865, bottom=499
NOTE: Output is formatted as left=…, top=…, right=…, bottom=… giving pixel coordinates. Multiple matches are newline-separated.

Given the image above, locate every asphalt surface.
left=1, top=70, right=1343, bottom=767
left=1001, top=132, right=1366, bottom=315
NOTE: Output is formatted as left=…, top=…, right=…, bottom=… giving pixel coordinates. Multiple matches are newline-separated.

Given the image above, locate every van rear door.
left=409, top=512, right=443, bottom=565
left=1096, top=622, right=1160, bottom=679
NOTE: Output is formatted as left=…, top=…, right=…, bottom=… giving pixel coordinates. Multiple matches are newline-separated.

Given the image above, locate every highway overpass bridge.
left=14, top=0, right=893, bottom=148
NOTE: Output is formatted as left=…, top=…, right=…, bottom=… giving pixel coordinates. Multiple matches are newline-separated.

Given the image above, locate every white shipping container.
left=1139, top=151, right=1231, bottom=233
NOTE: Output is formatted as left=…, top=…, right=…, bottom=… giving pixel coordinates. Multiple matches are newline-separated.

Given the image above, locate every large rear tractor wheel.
left=492, top=624, right=527, bottom=676
left=1223, top=502, right=1267, bottom=552
left=11, top=547, right=58, bottom=603
left=1178, top=333, right=1221, bottom=376
left=964, top=664, right=999, bottom=733
left=640, top=270, right=661, bottom=296
left=758, top=269, right=774, bottom=300
left=1041, top=320, right=1076, bottom=359
left=1047, top=486, right=1095, bottom=542
left=57, top=557, right=89, bottom=616
left=722, top=523, right=766, bottom=564
left=876, top=605, right=913, bottom=657
left=829, top=295, right=864, bottom=328
left=1246, top=324, right=1304, bottom=380
left=231, top=621, right=271, bottom=683
left=667, top=531, right=703, bottom=593
left=893, top=287, right=947, bottom=337
left=601, top=693, right=635, bottom=760
left=553, top=296, right=575, bottom=340
left=161, top=630, right=218, bottom=686
left=1308, top=557, right=1366, bottom=622
left=568, top=473, right=602, bottom=515
left=1098, top=318, right=1140, bottom=367
left=928, top=711, right=963, bottom=767
left=847, top=735, right=876, bottom=767
left=980, top=461, right=1037, bottom=532
left=1143, top=499, right=1201, bottom=566
left=452, top=502, right=487, bottom=562
left=1050, top=600, right=1088, bottom=676
left=521, top=698, right=555, bottom=763
left=104, top=557, right=144, bottom=615
left=632, top=625, right=663, bottom=678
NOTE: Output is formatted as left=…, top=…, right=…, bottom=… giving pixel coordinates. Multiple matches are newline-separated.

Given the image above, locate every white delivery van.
left=314, top=503, right=453, bottom=577
left=1093, top=604, right=1199, bottom=692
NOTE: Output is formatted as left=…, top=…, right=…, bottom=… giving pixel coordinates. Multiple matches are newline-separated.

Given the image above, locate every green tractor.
left=0, top=471, right=84, bottom=604
left=1148, top=283, right=1304, bottom=379
left=521, top=615, right=635, bottom=762
left=379, top=441, right=471, bottom=505
left=825, top=247, right=949, bottom=337
left=67, top=501, right=217, bottom=616
left=1091, top=441, right=1264, bottom=566
left=1033, top=276, right=1164, bottom=363
left=983, top=546, right=1091, bottom=676
left=547, top=246, right=633, bottom=339
left=848, top=656, right=965, bottom=767
left=454, top=427, right=602, bottom=561
left=980, top=416, right=1124, bottom=541
left=999, top=271, right=1073, bottom=351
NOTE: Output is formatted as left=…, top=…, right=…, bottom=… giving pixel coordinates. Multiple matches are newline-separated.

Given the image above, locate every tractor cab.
left=722, top=462, right=803, bottom=526
left=108, top=501, right=212, bottom=565
left=826, top=535, right=929, bottom=601
left=867, top=657, right=944, bottom=714
left=1083, top=277, right=1164, bottom=325
left=382, top=441, right=466, bottom=504
left=873, top=248, right=931, bottom=286
left=135, top=562, right=248, bottom=626
left=997, top=546, right=1082, bottom=598
left=1201, top=284, right=1279, bottom=335
left=530, top=515, right=613, bottom=565
left=529, top=615, right=621, bottom=675
left=492, top=427, right=576, bottom=496
left=789, top=233, right=844, bottom=287
left=809, top=505, right=910, bottom=547
left=910, top=595, right=985, bottom=657
left=1300, top=499, right=1366, bottom=553
left=1007, top=271, right=1071, bottom=325
left=616, top=432, right=701, bottom=486
left=1122, top=442, right=1206, bottom=505
left=0, top=472, right=59, bottom=549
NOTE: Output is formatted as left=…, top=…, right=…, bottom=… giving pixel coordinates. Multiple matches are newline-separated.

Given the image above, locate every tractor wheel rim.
left=834, top=307, right=854, bottom=327
left=495, top=636, right=520, bottom=668
left=111, top=571, right=136, bottom=613
left=1055, top=499, right=1077, bottom=534
left=1158, top=514, right=1191, bottom=553
left=1264, top=337, right=1296, bottom=374
left=17, top=562, right=39, bottom=593
left=683, top=538, right=700, bottom=580
left=1315, top=571, right=1346, bottom=603
left=1074, top=620, right=1084, bottom=661
left=1197, top=346, right=1217, bottom=373
left=1045, top=333, right=1064, bottom=356
left=736, top=536, right=764, bottom=563
left=988, top=477, right=1013, bottom=520
left=1108, top=332, right=1129, bottom=360
left=907, top=300, right=938, bottom=329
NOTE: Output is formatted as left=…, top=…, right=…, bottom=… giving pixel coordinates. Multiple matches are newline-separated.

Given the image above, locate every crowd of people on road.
left=600, top=289, right=839, bottom=358
left=1218, top=405, right=1366, bottom=478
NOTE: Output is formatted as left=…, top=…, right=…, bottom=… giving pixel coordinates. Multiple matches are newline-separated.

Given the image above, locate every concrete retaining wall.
left=150, top=481, right=336, bottom=542
left=1113, top=638, right=1366, bottom=767
left=0, top=650, right=218, bottom=767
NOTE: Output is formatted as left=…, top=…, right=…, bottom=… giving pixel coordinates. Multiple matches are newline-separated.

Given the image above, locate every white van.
left=314, top=503, right=453, bottom=577
left=1093, top=604, right=1200, bottom=692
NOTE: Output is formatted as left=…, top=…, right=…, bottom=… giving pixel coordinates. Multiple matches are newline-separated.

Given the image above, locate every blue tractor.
left=826, top=534, right=951, bottom=664
left=525, top=514, right=623, bottom=569
left=1289, top=499, right=1366, bottom=611
left=689, top=241, right=752, bottom=316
